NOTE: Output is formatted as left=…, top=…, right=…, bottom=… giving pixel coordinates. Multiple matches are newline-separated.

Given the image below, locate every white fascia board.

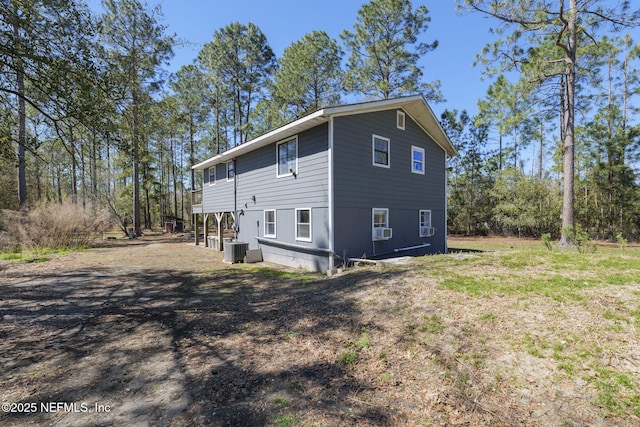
left=192, top=110, right=328, bottom=170
left=192, top=95, right=456, bottom=171
left=323, top=95, right=423, bottom=118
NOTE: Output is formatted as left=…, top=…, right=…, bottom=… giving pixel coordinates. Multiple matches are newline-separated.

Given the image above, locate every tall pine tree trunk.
left=12, top=1, right=27, bottom=208
left=132, top=91, right=142, bottom=236
left=171, top=135, right=178, bottom=219
left=559, top=0, right=577, bottom=246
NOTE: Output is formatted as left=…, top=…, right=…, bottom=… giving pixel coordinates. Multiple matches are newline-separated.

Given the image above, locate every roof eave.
left=192, top=95, right=457, bottom=171
left=192, top=109, right=329, bottom=170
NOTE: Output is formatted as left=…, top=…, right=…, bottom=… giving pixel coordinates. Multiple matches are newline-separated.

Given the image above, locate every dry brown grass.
left=0, top=202, right=110, bottom=252
left=0, top=235, right=638, bottom=426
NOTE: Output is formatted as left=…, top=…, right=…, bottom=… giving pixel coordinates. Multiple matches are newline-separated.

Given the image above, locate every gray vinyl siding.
left=238, top=207, right=331, bottom=272
left=332, top=109, right=447, bottom=258
left=201, top=124, right=331, bottom=270
left=198, top=106, right=449, bottom=271
left=202, top=124, right=329, bottom=213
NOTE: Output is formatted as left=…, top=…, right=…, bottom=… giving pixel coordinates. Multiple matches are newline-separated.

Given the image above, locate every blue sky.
left=89, top=0, right=495, bottom=118
left=89, top=0, right=640, bottom=130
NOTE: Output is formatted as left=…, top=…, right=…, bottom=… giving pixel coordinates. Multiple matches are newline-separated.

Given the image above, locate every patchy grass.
left=1, top=235, right=639, bottom=426
left=408, top=237, right=640, bottom=423
left=420, top=243, right=640, bottom=299
left=0, top=247, right=78, bottom=263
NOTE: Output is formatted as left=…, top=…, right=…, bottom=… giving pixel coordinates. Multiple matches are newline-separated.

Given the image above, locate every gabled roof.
left=192, top=95, right=456, bottom=170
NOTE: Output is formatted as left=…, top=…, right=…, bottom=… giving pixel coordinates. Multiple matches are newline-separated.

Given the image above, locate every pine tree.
left=462, top=0, right=640, bottom=244
left=99, top=0, right=173, bottom=235
left=198, top=22, right=275, bottom=146
left=341, top=0, right=441, bottom=101
left=271, top=31, right=343, bottom=120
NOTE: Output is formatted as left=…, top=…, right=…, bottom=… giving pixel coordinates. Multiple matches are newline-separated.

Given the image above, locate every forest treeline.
left=1, top=0, right=639, bottom=241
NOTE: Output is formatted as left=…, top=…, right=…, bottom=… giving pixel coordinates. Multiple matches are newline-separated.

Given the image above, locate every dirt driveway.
left=1, top=235, right=638, bottom=426
left=1, top=236, right=412, bottom=426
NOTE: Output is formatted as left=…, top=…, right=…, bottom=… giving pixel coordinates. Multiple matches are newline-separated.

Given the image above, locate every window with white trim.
left=372, top=208, right=391, bottom=240
left=226, top=161, right=235, bottom=181
left=277, top=137, right=298, bottom=177
left=264, top=210, right=276, bottom=238
left=397, top=110, right=405, bottom=130
left=295, top=208, right=312, bottom=242
left=419, top=210, right=433, bottom=237
left=412, top=146, right=425, bottom=174
left=372, top=135, right=390, bottom=168
left=207, top=166, right=216, bottom=186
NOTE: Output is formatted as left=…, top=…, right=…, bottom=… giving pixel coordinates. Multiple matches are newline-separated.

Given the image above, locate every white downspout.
left=444, top=156, right=449, bottom=253
left=328, top=117, right=335, bottom=271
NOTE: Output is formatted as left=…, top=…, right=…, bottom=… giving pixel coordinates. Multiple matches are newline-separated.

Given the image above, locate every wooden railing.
left=191, top=189, right=203, bottom=214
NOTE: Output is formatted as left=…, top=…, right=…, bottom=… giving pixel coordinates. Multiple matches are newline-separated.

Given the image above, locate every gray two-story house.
left=192, top=95, right=456, bottom=272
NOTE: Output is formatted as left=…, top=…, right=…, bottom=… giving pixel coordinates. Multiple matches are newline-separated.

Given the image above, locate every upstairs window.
left=226, top=161, right=235, bottom=181
left=207, top=166, right=216, bottom=186
left=397, top=110, right=405, bottom=130
left=295, top=208, right=312, bottom=242
left=372, top=135, right=390, bottom=168
left=277, top=138, right=298, bottom=177
left=412, top=146, right=425, bottom=174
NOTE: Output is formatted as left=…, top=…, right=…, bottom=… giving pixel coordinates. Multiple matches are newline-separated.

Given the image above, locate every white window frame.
left=264, top=209, right=276, bottom=238
left=295, top=208, right=312, bottom=242
left=412, top=146, right=425, bottom=175
left=226, top=160, right=235, bottom=181
left=372, top=135, right=390, bottom=168
left=419, top=210, right=432, bottom=237
left=372, top=208, right=390, bottom=241
left=207, top=165, right=216, bottom=186
left=397, top=110, right=406, bottom=130
left=276, top=137, right=298, bottom=178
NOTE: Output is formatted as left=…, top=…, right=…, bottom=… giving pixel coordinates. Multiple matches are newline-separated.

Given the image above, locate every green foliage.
left=616, top=232, right=628, bottom=252
left=541, top=233, right=554, bottom=251
left=418, top=315, right=445, bottom=333
left=338, top=328, right=371, bottom=367
left=338, top=349, right=358, bottom=367
left=562, top=225, right=597, bottom=253
left=464, top=0, right=640, bottom=248
left=273, top=397, right=288, bottom=407
left=443, top=109, right=495, bottom=235
left=445, top=111, right=563, bottom=237
left=476, top=75, right=536, bottom=170
left=198, top=22, right=275, bottom=145
left=271, top=31, right=343, bottom=121
left=341, top=0, right=441, bottom=100
left=273, top=413, right=301, bottom=427
left=491, top=169, right=562, bottom=237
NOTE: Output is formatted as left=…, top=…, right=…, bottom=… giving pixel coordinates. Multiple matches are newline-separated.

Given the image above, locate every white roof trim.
left=192, top=95, right=456, bottom=170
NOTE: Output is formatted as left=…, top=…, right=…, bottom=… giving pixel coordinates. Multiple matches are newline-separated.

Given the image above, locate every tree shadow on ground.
left=0, top=261, right=408, bottom=426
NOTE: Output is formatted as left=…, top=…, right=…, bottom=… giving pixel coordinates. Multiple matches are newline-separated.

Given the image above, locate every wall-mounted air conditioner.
left=373, top=227, right=393, bottom=240
left=421, top=227, right=436, bottom=237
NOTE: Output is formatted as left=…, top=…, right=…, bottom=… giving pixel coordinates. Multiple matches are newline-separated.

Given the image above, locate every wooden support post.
left=194, top=213, right=200, bottom=246
left=204, top=213, right=210, bottom=248
left=215, top=212, right=224, bottom=251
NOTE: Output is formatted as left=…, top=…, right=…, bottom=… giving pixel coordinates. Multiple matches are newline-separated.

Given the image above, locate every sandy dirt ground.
left=0, top=234, right=638, bottom=426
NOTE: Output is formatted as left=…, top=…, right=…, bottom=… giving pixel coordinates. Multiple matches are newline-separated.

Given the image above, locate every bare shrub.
left=0, top=202, right=111, bottom=251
